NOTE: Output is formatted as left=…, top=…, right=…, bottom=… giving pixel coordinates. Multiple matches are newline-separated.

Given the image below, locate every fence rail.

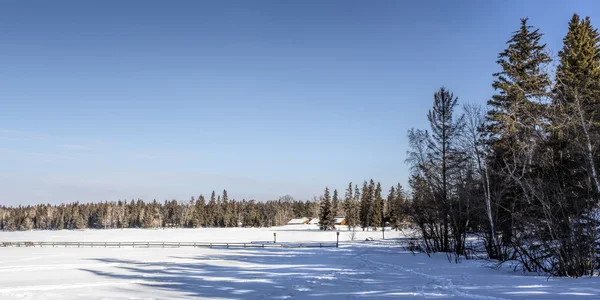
left=0, top=241, right=338, bottom=249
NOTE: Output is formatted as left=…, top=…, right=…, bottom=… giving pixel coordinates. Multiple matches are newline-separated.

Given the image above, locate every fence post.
left=320, top=243, right=322, bottom=248
left=336, top=231, right=340, bottom=248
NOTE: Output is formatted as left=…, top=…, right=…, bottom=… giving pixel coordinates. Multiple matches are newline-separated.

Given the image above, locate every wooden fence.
left=0, top=241, right=338, bottom=249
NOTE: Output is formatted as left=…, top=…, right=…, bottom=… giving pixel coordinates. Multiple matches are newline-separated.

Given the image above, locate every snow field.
left=1, top=226, right=599, bottom=299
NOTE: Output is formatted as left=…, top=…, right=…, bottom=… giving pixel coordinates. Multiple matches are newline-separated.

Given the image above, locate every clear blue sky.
left=1, top=0, right=598, bottom=205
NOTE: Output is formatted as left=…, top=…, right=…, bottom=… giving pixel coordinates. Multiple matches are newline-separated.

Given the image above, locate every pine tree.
left=556, top=14, right=600, bottom=112
left=359, top=181, right=370, bottom=230
left=554, top=13, right=600, bottom=195
left=319, top=187, right=335, bottom=230
left=193, top=195, right=206, bottom=228
left=353, top=184, right=360, bottom=228
left=343, top=182, right=358, bottom=228
left=387, top=185, right=397, bottom=228
left=487, top=18, right=551, bottom=145
left=332, top=189, right=339, bottom=218
left=487, top=17, right=551, bottom=250
left=367, top=179, right=375, bottom=228
left=552, top=13, right=600, bottom=275
left=371, top=182, right=382, bottom=230
left=222, top=189, right=232, bottom=227
left=207, top=191, right=217, bottom=227
left=389, top=183, right=406, bottom=229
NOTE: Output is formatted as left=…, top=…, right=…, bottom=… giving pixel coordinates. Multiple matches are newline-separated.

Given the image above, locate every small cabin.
left=334, top=217, right=346, bottom=225
left=287, top=217, right=311, bottom=225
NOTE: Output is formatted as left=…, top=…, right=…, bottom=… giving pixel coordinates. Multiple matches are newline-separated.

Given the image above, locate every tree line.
left=405, top=14, right=600, bottom=277
left=0, top=191, right=318, bottom=231
left=0, top=183, right=408, bottom=233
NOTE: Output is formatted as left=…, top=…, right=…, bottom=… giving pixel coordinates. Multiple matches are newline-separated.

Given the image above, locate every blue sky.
left=1, top=0, right=598, bottom=205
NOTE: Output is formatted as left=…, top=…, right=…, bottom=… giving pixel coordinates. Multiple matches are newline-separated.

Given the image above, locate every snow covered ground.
left=1, top=225, right=599, bottom=299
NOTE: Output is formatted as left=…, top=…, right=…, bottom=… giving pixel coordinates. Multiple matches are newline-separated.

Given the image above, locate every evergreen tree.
left=371, top=182, right=382, bottom=229
left=207, top=191, right=217, bottom=227
left=193, top=195, right=206, bottom=228
left=319, top=187, right=335, bottom=230
left=353, top=184, right=360, bottom=228
left=367, top=179, right=375, bottom=227
left=387, top=185, right=397, bottom=228
left=550, top=13, right=600, bottom=275
left=222, top=189, right=233, bottom=227
left=359, top=181, right=370, bottom=230
left=343, top=182, right=358, bottom=228
left=389, top=183, right=406, bottom=229
left=487, top=17, right=551, bottom=143
left=555, top=14, right=600, bottom=113
left=332, top=189, right=339, bottom=218
left=554, top=13, right=600, bottom=195
left=487, top=17, right=552, bottom=250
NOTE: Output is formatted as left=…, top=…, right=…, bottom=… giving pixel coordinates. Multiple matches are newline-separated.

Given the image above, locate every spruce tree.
left=487, top=17, right=551, bottom=249
left=487, top=18, right=551, bottom=144
left=332, top=189, right=339, bottom=218
left=555, top=13, right=600, bottom=194
left=319, top=187, right=335, bottom=230
left=367, top=179, right=375, bottom=228
left=207, top=191, right=217, bottom=227
left=389, top=183, right=406, bottom=229
left=555, top=14, right=600, bottom=112
left=222, top=189, right=232, bottom=227
left=193, top=195, right=206, bottom=228
left=553, top=14, right=600, bottom=274
left=352, top=184, right=360, bottom=228
left=371, top=182, right=382, bottom=230
left=343, top=182, right=357, bottom=228
left=359, top=181, right=370, bottom=230
left=387, top=185, right=397, bottom=228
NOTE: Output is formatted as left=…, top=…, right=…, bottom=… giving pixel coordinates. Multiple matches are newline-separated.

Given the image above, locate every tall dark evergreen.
left=318, top=187, right=335, bottom=230
left=549, top=13, right=600, bottom=276
left=331, top=189, right=339, bottom=218
left=359, top=181, right=370, bottom=230
left=207, top=191, right=217, bottom=227
left=487, top=18, right=551, bottom=143
left=193, top=195, right=206, bottom=228
left=344, top=182, right=359, bottom=228
left=555, top=13, right=600, bottom=195
left=371, top=182, right=382, bottom=229
left=387, top=185, right=401, bottom=229
left=487, top=17, right=552, bottom=255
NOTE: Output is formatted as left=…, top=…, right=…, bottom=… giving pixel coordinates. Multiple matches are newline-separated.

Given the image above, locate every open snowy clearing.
left=1, top=226, right=599, bottom=299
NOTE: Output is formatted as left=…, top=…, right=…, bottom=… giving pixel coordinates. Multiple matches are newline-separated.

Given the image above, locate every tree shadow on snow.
left=80, top=246, right=600, bottom=299
left=80, top=247, right=417, bottom=299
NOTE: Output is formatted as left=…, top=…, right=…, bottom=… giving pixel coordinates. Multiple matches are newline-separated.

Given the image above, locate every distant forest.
left=2, top=13, right=600, bottom=278
left=0, top=183, right=408, bottom=232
